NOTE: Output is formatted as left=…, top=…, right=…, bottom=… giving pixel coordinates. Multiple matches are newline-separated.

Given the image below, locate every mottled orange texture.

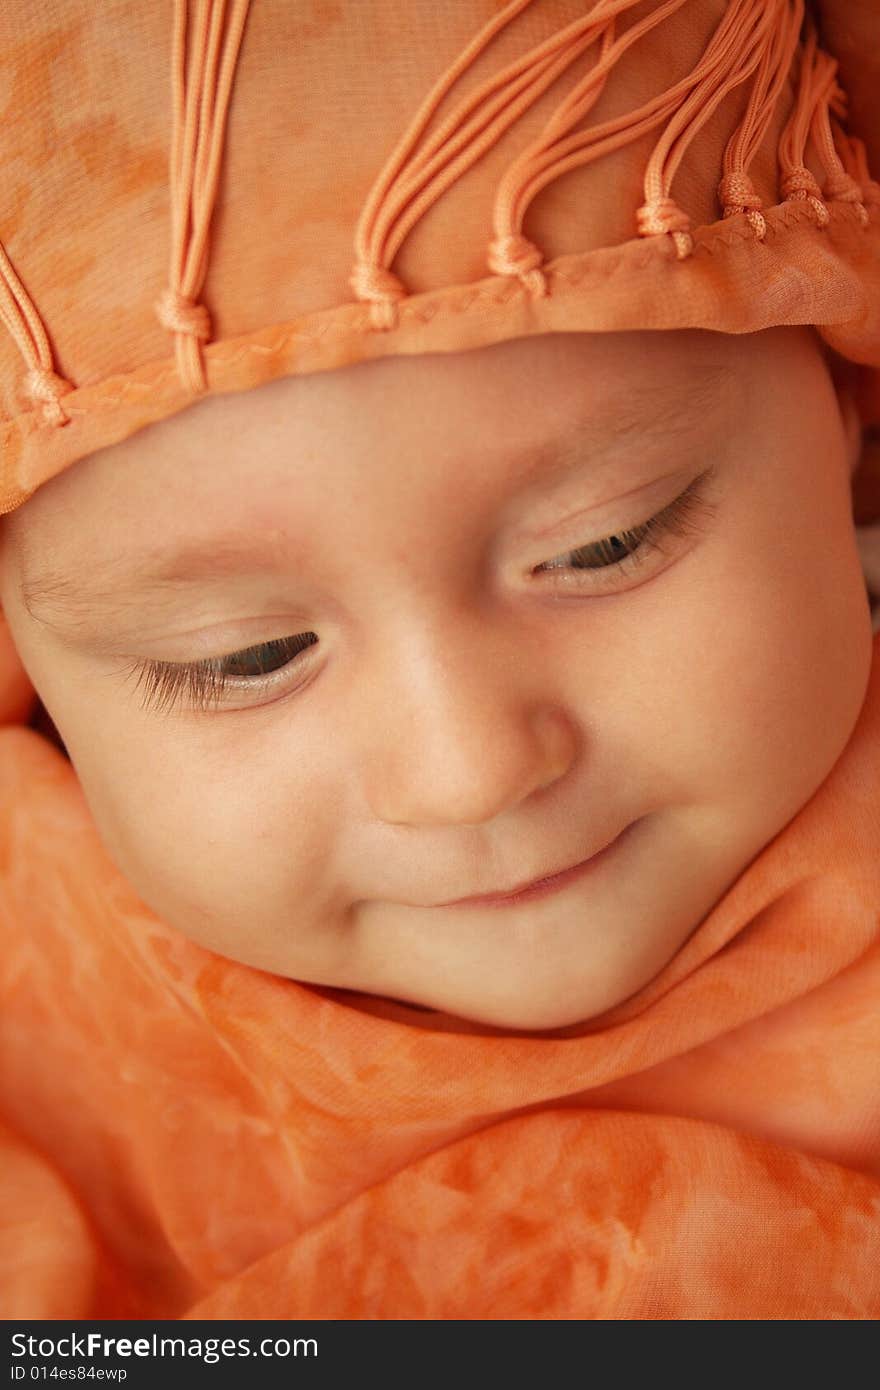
left=0, top=622, right=878, bottom=1318
left=0, top=1, right=879, bottom=512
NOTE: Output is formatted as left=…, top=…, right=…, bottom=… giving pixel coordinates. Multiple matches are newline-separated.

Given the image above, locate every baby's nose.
left=356, top=616, right=578, bottom=828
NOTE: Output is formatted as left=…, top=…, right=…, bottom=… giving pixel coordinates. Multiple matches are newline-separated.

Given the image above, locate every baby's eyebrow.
left=20, top=362, right=733, bottom=632
left=502, top=359, right=733, bottom=490
left=20, top=533, right=283, bottom=631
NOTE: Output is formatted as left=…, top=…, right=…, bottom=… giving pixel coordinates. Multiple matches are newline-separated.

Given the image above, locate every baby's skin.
left=0, top=326, right=872, bottom=1029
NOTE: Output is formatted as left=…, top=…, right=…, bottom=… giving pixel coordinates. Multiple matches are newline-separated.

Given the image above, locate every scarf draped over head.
left=0, top=0, right=879, bottom=515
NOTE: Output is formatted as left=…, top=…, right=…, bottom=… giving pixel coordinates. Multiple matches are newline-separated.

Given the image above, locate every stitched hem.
left=1, top=198, right=878, bottom=515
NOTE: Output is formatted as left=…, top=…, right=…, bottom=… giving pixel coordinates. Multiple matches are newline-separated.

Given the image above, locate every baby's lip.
left=429, top=828, right=627, bottom=909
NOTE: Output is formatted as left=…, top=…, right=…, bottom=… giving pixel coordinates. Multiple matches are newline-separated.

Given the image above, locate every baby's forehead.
left=1, top=325, right=816, bottom=587
left=138, top=330, right=746, bottom=494
left=148, top=325, right=750, bottom=447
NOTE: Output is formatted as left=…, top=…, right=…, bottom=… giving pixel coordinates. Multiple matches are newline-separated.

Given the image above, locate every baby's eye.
left=211, top=636, right=316, bottom=681
left=125, top=470, right=719, bottom=717
left=532, top=469, right=717, bottom=590
left=128, top=631, right=319, bottom=715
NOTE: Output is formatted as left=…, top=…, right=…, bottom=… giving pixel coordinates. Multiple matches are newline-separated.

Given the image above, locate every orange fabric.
left=0, top=622, right=878, bottom=1319
left=2, top=0, right=880, bottom=1321
left=0, top=0, right=879, bottom=512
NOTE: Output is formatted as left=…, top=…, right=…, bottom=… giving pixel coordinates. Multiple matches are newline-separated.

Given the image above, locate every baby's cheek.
left=66, top=721, right=339, bottom=970
left=685, top=516, right=872, bottom=828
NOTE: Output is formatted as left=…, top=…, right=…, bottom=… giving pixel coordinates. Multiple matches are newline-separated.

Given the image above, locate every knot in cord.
left=717, top=172, right=766, bottom=239
left=781, top=166, right=830, bottom=226
left=349, top=261, right=408, bottom=332
left=487, top=234, right=548, bottom=298
left=718, top=171, right=763, bottom=212
left=823, top=169, right=869, bottom=226
left=23, top=366, right=73, bottom=427
left=781, top=165, right=823, bottom=200
left=636, top=198, right=693, bottom=259
left=154, top=287, right=212, bottom=340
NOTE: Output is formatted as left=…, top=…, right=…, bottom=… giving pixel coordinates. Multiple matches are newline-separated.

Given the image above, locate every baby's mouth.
left=429, top=827, right=629, bottom=910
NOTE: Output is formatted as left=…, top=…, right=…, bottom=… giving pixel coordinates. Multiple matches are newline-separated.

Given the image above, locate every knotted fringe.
left=0, top=239, right=73, bottom=426
left=490, top=0, right=755, bottom=280
left=807, top=42, right=869, bottom=227
left=154, top=0, right=252, bottom=394
left=777, top=14, right=869, bottom=228
left=351, top=0, right=878, bottom=328
left=622, top=0, right=775, bottom=259
left=352, top=0, right=697, bottom=325
left=489, top=0, right=692, bottom=290
left=838, top=134, right=880, bottom=212
left=0, top=0, right=878, bottom=424
left=717, top=0, right=803, bottom=241
left=351, top=0, right=633, bottom=326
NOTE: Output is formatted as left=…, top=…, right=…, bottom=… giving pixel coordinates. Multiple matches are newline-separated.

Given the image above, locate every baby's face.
left=0, top=327, right=872, bottom=1029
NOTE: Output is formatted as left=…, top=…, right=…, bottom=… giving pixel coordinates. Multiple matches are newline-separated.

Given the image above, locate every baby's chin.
left=306, top=983, right=597, bottom=1034
left=312, top=951, right=672, bottom=1033
left=399, top=985, right=635, bottom=1033
left=326, top=981, right=633, bottom=1033
left=172, top=920, right=653, bottom=1032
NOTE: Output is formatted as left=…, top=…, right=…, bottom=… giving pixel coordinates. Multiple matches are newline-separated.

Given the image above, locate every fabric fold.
left=1, top=629, right=878, bottom=1318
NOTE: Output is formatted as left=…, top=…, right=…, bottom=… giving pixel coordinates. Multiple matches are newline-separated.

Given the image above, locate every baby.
left=0, top=322, right=874, bottom=1031
left=1, top=0, right=879, bottom=1324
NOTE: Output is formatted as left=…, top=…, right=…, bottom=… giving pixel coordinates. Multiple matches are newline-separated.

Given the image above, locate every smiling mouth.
left=431, top=829, right=627, bottom=910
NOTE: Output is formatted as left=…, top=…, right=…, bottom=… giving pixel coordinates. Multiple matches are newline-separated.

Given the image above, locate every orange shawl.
left=1, top=622, right=878, bottom=1319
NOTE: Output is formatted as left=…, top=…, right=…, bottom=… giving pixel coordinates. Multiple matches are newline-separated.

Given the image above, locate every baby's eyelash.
left=535, top=466, right=718, bottom=581
left=126, top=468, right=719, bottom=716
left=127, top=632, right=319, bottom=715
